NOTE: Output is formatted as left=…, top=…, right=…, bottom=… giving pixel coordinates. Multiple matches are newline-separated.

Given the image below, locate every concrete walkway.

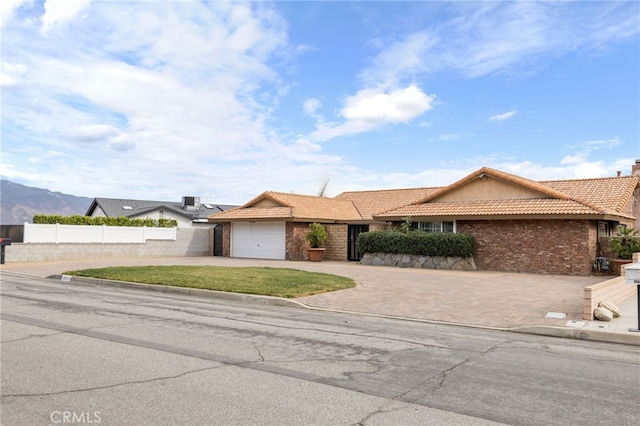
left=1, top=256, right=638, bottom=345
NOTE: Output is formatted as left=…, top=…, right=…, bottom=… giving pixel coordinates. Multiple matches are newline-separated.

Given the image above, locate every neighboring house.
left=86, top=196, right=237, bottom=228
left=208, top=162, right=640, bottom=276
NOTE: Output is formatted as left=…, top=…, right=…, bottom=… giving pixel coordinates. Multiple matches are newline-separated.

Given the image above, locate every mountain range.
left=0, top=180, right=93, bottom=224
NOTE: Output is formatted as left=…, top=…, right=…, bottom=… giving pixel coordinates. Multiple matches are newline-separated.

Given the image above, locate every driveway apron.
left=0, top=256, right=606, bottom=329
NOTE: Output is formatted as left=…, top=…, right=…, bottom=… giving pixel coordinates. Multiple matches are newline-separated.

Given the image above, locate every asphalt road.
left=1, top=272, right=639, bottom=426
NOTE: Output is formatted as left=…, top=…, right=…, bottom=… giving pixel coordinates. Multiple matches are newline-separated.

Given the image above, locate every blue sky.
left=1, top=0, right=639, bottom=204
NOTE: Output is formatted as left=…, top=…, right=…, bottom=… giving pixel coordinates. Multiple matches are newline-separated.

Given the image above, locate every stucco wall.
left=4, top=228, right=211, bottom=263
left=457, top=219, right=597, bottom=276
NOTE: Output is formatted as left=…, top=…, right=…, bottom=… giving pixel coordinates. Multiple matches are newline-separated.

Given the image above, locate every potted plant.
left=306, top=222, right=328, bottom=262
left=610, top=225, right=640, bottom=275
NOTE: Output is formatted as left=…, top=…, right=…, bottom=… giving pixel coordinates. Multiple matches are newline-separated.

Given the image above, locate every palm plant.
left=611, top=225, right=640, bottom=259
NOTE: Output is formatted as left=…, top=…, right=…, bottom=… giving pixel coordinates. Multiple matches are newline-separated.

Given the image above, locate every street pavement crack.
left=253, top=342, right=265, bottom=362
left=351, top=402, right=408, bottom=426
left=1, top=365, right=225, bottom=398
left=1, top=330, right=66, bottom=344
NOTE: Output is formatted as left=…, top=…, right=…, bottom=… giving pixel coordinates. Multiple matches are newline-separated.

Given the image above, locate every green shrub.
left=357, top=231, right=475, bottom=258
left=611, top=226, right=640, bottom=259
left=32, top=214, right=177, bottom=228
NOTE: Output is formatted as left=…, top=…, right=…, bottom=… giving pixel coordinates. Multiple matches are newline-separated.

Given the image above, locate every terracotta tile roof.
left=541, top=175, right=639, bottom=215
left=210, top=168, right=639, bottom=223
left=376, top=199, right=608, bottom=219
left=208, top=191, right=363, bottom=222
left=376, top=169, right=639, bottom=220
left=335, top=187, right=440, bottom=220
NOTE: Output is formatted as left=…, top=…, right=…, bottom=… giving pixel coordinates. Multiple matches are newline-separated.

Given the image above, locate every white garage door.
left=232, top=222, right=286, bottom=260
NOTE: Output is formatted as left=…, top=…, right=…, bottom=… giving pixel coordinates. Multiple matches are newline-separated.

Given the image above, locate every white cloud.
left=305, top=85, right=435, bottom=143
left=1, top=1, right=636, bottom=204
left=0, top=62, right=27, bottom=86
left=303, top=97, right=324, bottom=122
left=359, top=2, right=639, bottom=83
left=341, top=85, right=434, bottom=123
left=41, top=0, right=91, bottom=35
left=0, top=0, right=29, bottom=28
left=489, top=110, right=517, bottom=122
left=0, top=1, right=305, bottom=202
left=428, top=133, right=464, bottom=142
left=66, top=124, right=120, bottom=142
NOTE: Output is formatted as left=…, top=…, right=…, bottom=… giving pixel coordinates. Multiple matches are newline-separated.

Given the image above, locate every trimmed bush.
left=357, top=231, right=475, bottom=258
left=32, top=214, right=177, bottom=228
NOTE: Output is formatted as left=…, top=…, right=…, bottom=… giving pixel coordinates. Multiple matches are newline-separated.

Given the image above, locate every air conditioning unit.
left=182, top=196, right=201, bottom=211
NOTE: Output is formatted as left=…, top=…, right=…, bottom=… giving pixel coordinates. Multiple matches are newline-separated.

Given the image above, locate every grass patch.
left=65, top=266, right=356, bottom=298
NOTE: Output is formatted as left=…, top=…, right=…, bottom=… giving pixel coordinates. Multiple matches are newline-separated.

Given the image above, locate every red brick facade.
left=457, top=219, right=597, bottom=276
left=219, top=219, right=599, bottom=275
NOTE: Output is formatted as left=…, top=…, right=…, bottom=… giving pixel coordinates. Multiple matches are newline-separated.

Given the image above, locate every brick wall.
left=5, top=228, right=211, bottom=263
left=325, top=224, right=348, bottom=261
left=457, top=219, right=597, bottom=276
left=284, top=223, right=349, bottom=261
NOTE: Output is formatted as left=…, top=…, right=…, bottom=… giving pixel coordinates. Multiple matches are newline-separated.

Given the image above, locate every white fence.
left=23, top=223, right=177, bottom=244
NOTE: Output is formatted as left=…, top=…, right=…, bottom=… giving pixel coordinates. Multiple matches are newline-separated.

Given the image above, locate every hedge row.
left=32, top=215, right=178, bottom=228
left=357, top=231, right=475, bottom=258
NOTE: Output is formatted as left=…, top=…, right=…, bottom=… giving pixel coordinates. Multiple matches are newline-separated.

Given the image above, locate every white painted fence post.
left=55, top=223, right=60, bottom=244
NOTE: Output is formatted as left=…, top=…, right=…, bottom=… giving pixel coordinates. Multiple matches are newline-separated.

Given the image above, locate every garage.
left=231, top=221, right=286, bottom=260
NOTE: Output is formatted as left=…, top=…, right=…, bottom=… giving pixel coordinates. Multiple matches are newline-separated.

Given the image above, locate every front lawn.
left=65, top=266, right=356, bottom=298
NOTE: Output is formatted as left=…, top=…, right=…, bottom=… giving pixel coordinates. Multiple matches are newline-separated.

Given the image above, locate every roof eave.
left=374, top=213, right=636, bottom=221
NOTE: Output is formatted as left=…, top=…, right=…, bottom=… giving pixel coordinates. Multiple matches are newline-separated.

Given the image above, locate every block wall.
left=457, top=219, right=597, bottom=276
left=4, top=228, right=211, bottom=263
left=583, top=276, right=637, bottom=320
left=325, top=224, right=348, bottom=261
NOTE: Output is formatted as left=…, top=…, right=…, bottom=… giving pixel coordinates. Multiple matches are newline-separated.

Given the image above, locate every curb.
left=50, top=274, right=308, bottom=309
left=31, top=272, right=640, bottom=347
left=510, top=326, right=640, bottom=346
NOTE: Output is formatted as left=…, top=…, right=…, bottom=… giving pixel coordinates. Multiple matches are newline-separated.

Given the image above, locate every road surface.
left=1, top=273, right=638, bottom=425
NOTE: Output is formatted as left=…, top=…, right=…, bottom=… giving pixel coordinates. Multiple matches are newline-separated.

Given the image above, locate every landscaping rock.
left=594, top=306, right=613, bottom=321
left=598, top=301, right=620, bottom=317
left=360, top=252, right=476, bottom=271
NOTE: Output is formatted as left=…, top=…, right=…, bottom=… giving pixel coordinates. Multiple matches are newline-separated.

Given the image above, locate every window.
left=597, top=221, right=615, bottom=237
left=413, top=221, right=455, bottom=233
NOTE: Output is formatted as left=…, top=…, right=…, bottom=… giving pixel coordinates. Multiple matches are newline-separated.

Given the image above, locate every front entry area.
left=231, top=221, right=286, bottom=260
left=348, top=224, right=369, bottom=261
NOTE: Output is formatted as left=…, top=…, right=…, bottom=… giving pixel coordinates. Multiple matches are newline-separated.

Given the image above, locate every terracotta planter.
left=308, top=248, right=325, bottom=262
left=611, top=258, right=632, bottom=276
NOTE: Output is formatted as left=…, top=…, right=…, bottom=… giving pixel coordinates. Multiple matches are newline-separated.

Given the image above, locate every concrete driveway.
left=0, top=256, right=605, bottom=329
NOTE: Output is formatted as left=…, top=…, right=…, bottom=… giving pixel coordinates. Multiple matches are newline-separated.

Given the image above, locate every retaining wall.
left=583, top=252, right=639, bottom=320
left=583, top=276, right=637, bottom=321
left=3, top=228, right=210, bottom=262
left=360, top=252, right=477, bottom=271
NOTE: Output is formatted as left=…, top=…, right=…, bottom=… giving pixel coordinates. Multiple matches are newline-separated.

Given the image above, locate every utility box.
left=625, top=262, right=640, bottom=284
